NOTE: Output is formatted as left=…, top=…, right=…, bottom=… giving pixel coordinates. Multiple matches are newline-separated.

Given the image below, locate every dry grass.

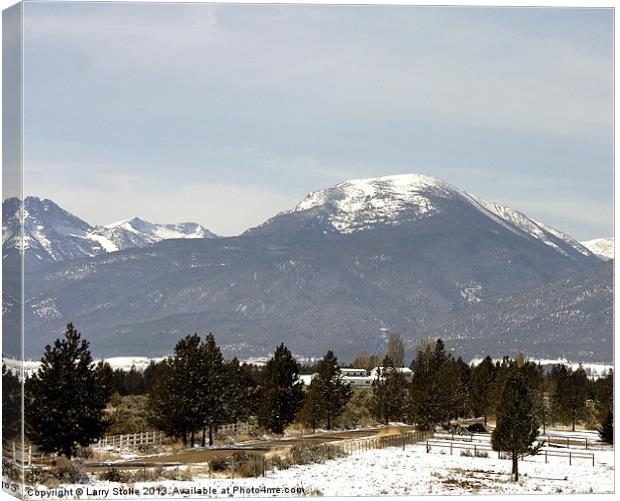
left=284, top=423, right=311, bottom=437
left=90, top=450, right=125, bottom=463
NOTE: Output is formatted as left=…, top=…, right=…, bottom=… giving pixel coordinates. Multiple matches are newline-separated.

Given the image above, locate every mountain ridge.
left=2, top=196, right=218, bottom=264
left=5, top=173, right=608, bottom=362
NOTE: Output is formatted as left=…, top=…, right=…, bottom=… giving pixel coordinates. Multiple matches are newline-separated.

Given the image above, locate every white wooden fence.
left=8, top=442, right=32, bottom=468
left=93, top=422, right=253, bottom=452
left=218, top=421, right=255, bottom=435
left=94, top=431, right=165, bottom=451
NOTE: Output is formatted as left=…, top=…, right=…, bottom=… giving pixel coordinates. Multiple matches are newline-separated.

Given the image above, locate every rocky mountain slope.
left=4, top=174, right=608, bottom=361
left=420, top=260, right=613, bottom=362
left=2, top=196, right=217, bottom=265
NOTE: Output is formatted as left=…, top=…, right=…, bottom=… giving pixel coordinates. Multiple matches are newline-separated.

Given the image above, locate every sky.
left=11, top=2, right=614, bottom=238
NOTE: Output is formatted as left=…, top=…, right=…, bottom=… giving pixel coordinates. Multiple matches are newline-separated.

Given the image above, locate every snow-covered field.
left=14, top=439, right=613, bottom=499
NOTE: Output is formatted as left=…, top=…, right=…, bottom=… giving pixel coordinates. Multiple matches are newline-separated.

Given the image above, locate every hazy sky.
left=18, top=2, right=613, bottom=238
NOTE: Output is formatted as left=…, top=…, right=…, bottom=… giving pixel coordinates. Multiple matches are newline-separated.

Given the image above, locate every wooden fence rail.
left=424, top=440, right=595, bottom=466
left=94, top=431, right=165, bottom=451
left=209, top=430, right=433, bottom=479
left=218, top=422, right=255, bottom=436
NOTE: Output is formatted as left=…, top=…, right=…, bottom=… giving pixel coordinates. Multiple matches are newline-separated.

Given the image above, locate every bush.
left=208, top=457, right=230, bottom=472
left=97, top=468, right=130, bottom=483
left=460, top=449, right=488, bottom=458
left=127, top=467, right=163, bottom=483
left=75, top=446, right=94, bottom=460
left=289, top=444, right=345, bottom=465
left=161, top=467, right=193, bottom=481
left=50, top=458, right=89, bottom=484
left=106, top=395, right=151, bottom=435
left=3, top=459, right=21, bottom=483
left=231, top=453, right=264, bottom=478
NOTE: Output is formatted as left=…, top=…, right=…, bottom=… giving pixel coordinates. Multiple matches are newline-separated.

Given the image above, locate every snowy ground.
left=14, top=439, right=613, bottom=499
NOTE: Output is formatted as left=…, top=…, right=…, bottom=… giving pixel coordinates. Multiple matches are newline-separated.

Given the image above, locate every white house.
left=369, top=366, right=413, bottom=382
left=339, top=368, right=368, bottom=377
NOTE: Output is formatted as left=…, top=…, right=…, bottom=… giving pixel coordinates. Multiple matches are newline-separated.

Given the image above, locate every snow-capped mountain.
left=579, top=237, right=614, bottom=261
left=14, top=173, right=608, bottom=362
left=94, top=217, right=217, bottom=253
left=268, top=173, right=594, bottom=262
left=2, top=197, right=218, bottom=264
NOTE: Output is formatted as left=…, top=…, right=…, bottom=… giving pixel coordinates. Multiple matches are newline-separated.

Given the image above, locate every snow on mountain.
left=579, top=237, right=614, bottom=261
left=96, top=217, right=217, bottom=252
left=2, top=197, right=218, bottom=263
left=292, top=173, right=595, bottom=261
left=293, top=173, right=447, bottom=232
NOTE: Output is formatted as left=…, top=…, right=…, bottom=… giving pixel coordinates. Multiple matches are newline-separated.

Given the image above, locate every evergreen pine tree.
left=598, top=410, right=613, bottom=445
left=143, top=360, right=167, bottom=393
left=314, top=351, right=352, bottom=429
left=25, top=324, right=109, bottom=458
left=491, top=367, right=540, bottom=481
left=471, top=356, right=495, bottom=426
left=408, top=340, right=448, bottom=429
left=298, top=378, right=324, bottom=431
left=198, top=333, right=226, bottom=446
left=594, top=370, right=613, bottom=427
left=371, top=356, right=406, bottom=425
left=2, top=364, right=21, bottom=440
left=222, top=357, right=254, bottom=427
left=147, top=334, right=203, bottom=446
left=550, top=364, right=589, bottom=431
left=257, top=344, right=304, bottom=434
left=94, top=361, right=115, bottom=401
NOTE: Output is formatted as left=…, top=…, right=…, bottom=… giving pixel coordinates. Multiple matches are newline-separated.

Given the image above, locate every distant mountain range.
left=2, top=174, right=612, bottom=363
left=2, top=197, right=218, bottom=265
left=579, top=237, right=614, bottom=261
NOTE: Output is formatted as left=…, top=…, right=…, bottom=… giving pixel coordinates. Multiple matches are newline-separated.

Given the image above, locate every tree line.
left=2, top=324, right=613, bottom=469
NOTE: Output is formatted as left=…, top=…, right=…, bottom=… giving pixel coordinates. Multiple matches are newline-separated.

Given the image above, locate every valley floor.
left=14, top=432, right=614, bottom=498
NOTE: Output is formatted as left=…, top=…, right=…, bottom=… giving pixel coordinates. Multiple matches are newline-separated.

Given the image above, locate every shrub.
left=50, top=458, right=89, bottom=484
left=161, top=467, right=193, bottom=481
left=231, top=453, right=264, bottom=478
left=208, top=457, right=230, bottom=472
left=97, top=467, right=130, bottom=483
left=460, top=448, right=488, bottom=458
left=467, top=423, right=487, bottom=433
left=2, top=458, right=21, bottom=483
left=75, top=446, right=94, bottom=460
left=127, top=468, right=162, bottom=482
left=289, top=444, right=345, bottom=465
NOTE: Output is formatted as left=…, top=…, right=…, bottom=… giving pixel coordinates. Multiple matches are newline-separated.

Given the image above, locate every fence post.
left=28, top=446, right=32, bottom=467
left=426, top=441, right=429, bottom=453
left=12, top=442, right=15, bottom=464
left=569, top=452, right=572, bottom=466
left=450, top=442, right=453, bottom=455
left=545, top=451, right=547, bottom=464
left=474, top=445, right=477, bottom=457
left=585, top=438, right=588, bottom=450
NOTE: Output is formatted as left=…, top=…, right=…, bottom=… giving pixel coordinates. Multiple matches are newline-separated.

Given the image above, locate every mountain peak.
left=293, top=172, right=460, bottom=233
left=286, top=173, right=596, bottom=263
left=580, top=237, right=614, bottom=261
left=2, top=197, right=218, bottom=263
